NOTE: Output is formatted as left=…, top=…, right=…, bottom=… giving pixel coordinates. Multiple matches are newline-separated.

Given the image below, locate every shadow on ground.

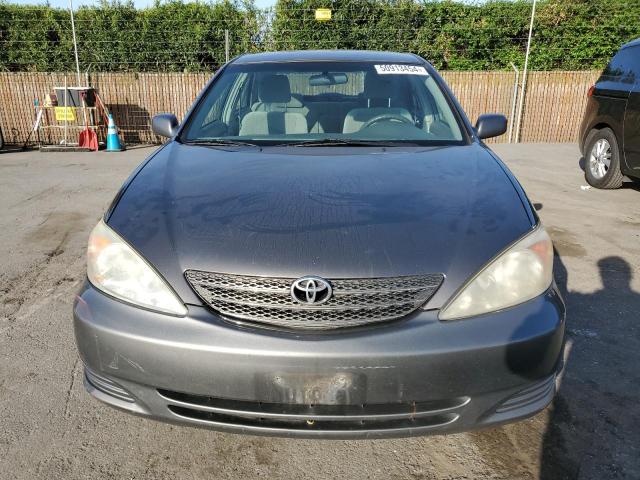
left=540, top=254, right=640, bottom=479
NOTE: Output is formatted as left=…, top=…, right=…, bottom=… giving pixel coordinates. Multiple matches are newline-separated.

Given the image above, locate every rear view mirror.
left=152, top=113, right=179, bottom=138
left=475, top=114, right=507, bottom=140
left=309, top=72, right=348, bottom=87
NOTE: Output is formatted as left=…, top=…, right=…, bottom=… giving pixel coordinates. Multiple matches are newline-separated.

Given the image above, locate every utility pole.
left=515, top=0, right=537, bottom=144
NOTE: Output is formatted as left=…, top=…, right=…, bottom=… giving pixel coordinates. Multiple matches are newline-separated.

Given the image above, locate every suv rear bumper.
left=74, top=281, right=565, bottom=438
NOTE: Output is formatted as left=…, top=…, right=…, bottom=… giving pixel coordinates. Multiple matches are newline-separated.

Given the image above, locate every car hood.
left=107, top=142, right=533, bottom=308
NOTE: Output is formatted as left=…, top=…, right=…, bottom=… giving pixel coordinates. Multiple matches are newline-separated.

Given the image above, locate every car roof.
left=621, top=37, right=640, bottom=49
left=233, top=50, right=424, bottom=65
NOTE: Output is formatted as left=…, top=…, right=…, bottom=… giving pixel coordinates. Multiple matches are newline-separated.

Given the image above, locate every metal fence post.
left=63, top=76, right=68, bottom=145
left=225, top=30, right=229, bottom=63
left=508, top=62, right=520, bottom=144
left=515, top=0, right=537, bottom=144
left=69, top=0, right=81, bottom=86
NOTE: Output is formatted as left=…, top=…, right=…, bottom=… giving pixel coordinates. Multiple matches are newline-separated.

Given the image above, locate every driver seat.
left=342, top=73, right=412, bottom=134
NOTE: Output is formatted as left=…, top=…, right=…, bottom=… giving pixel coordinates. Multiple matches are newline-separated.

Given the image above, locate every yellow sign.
left=54, top=106, right=76, bottom=122
left=315, top=8, right=331, bottom=21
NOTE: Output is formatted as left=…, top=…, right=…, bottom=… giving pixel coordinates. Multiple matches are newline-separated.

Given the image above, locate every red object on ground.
left=79, top=128, right=98, bottom=151
left=79, top=90, right=99, bottom=151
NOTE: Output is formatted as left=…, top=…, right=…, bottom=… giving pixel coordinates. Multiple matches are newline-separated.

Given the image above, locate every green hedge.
left=1, top=0, right=639, bottom=72
left=271, top=0, right=640, bottom=70
left=0, top=0, right=262, bottom=72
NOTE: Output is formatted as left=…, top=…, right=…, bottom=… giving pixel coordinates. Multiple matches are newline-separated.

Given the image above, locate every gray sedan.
left=74, top=50, right=565, bottom=438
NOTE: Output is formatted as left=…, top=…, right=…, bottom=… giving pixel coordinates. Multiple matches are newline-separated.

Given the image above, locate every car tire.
left=584, top=128, right=624, bottom=189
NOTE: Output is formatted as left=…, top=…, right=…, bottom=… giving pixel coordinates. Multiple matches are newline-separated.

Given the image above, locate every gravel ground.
left=1, top=143, right=639, bottom=479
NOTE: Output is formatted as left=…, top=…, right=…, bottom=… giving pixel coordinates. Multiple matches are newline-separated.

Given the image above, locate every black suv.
left=579, top=38, right=640, bottom=189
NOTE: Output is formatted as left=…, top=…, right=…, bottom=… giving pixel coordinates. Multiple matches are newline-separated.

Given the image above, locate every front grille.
left=185, top=271, right=444, bottom=330
left=158, top=388, right=468, bottom=434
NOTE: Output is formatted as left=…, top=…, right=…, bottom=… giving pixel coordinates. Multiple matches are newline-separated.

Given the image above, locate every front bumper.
left=74, top=282, right=565, bottom=438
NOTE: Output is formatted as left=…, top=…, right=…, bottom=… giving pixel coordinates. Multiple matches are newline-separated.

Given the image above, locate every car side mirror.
left=152, top=113, right=179, bottom=138
left=475, top=114, right=507, bottom=140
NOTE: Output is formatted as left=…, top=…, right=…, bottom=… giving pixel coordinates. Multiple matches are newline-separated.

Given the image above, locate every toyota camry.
left=73, top=50, right=565, bottom=438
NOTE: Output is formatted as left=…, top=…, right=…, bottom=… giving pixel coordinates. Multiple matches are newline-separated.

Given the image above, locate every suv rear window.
left=602, top=46, right=640, bottom=85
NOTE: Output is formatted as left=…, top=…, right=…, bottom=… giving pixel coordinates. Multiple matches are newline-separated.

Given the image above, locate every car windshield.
left=181, top=61, right=465, bottom=146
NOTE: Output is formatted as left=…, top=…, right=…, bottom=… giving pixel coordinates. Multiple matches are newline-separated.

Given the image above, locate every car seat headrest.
left=259, top=75, right=292, bottom=104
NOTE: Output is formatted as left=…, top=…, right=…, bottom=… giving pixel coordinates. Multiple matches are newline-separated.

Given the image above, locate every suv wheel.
left=584, top=128, right=623, bottom=189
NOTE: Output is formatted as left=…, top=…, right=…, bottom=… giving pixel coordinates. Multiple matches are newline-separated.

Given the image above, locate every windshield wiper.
left=277, top=138, right=403, bottom=147
left=182, top=139, right=260, bottom=147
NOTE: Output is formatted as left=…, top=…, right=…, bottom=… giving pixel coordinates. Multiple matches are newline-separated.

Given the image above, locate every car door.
left=623, top=46, right=640, bottom=172
left=592, top=47, right=634, bottom=171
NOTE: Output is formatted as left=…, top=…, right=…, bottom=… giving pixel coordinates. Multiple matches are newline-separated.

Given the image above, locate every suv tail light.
left=587, top=85, right=595, bottom=97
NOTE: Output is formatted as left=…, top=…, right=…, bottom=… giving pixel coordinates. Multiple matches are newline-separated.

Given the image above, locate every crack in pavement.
left=64, top=357, right=81, bottom=420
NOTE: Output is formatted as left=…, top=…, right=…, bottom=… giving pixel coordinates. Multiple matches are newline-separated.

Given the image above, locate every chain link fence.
left=1, top=1, right=639, bottom=72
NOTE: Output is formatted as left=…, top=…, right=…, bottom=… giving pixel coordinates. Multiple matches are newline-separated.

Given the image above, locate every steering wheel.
left=361, top=113, right=414, bottom=130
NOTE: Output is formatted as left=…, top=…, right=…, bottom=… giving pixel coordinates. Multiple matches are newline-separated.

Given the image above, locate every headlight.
left=440, top=225, right=553, bottom=320
left=87, top=220, right=187, bottom=316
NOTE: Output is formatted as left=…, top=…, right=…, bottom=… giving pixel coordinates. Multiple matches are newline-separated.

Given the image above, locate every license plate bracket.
left=256, top=371, right=366, bottom=405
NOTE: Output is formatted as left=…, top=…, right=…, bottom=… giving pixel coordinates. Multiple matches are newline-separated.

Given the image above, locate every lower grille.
left=159, top=389, right=468, bottom=433
left=168, top=406, right=458, bottom=432
left=184, top=271, right=444, bottom=330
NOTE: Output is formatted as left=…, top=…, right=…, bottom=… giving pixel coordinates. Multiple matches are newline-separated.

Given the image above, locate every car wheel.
left=584, top=128, right=623, bottom=189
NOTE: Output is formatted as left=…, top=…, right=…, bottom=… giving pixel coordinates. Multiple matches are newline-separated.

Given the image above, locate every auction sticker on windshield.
left=374, top=64, right=428, bottom=75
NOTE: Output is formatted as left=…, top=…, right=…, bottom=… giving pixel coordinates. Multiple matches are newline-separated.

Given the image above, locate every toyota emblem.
left=291, top=276, right=332, bottom=305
